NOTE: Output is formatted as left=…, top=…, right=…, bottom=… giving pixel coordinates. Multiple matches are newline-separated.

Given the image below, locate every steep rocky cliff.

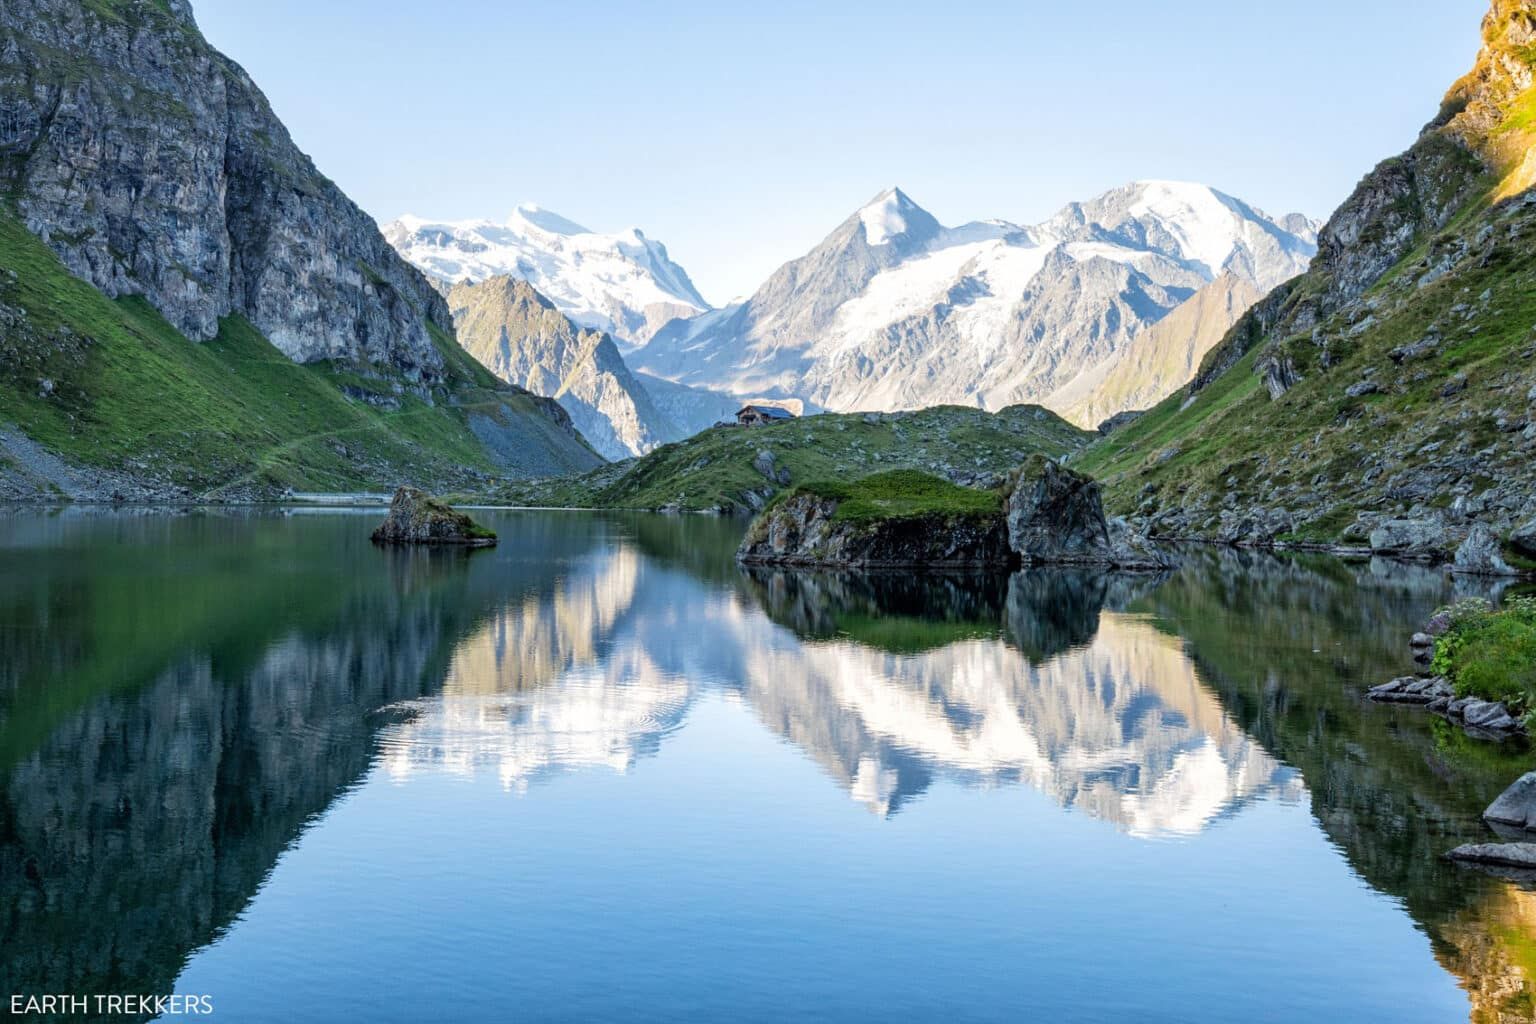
left=0, top=0, right=451, bottom=376
left=0, top=0, right=602, bottom=495
left=1079, top=0, right=1536, bottom=560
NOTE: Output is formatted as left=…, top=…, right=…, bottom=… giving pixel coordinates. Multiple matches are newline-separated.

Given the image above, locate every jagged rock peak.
left=1437, top=0, right=1536, bottom=193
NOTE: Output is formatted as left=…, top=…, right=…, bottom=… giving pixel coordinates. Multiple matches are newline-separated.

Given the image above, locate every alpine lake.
left=1, top=506, right=1533, bottom=1023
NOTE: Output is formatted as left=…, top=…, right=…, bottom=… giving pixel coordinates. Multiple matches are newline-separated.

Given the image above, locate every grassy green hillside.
left=492, top=404, right=1090, bottom=513
left=786, top=469, right=1004, bottom=524
left=1076, top=4, right=1536, bottom=551
left=1078, top=208, right=1536, bottom=545
left=0, top=212, right=599, bottom=498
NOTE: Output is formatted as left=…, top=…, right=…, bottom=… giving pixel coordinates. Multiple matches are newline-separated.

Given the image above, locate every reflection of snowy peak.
left=633, top=181, right=1318, bottom=426
left=383, top=204, right=710, bottom=344
left=376, top=544, right=1300, bottom=837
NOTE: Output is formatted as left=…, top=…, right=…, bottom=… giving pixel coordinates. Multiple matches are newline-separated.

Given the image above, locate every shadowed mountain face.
left=0, top=511, right=1530, bottom=1019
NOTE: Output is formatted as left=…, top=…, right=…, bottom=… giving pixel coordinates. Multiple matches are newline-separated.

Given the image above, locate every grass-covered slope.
left=0, top=212, right=601, bottom=499
left=1077, top=0, right=1536, bottom=550
left=494, top=404, right=1090, bottom=512
left=786, top=469, right=1004, bottom=523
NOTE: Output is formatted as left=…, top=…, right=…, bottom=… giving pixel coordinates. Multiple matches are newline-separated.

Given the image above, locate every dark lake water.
left=1, top=508, right=1534, bottom=1022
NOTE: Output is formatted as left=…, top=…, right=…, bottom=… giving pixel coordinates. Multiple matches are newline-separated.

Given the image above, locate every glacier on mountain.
left=632, top=181, right=1318, bottom=426
left=382, top=204, right=710, bottom=345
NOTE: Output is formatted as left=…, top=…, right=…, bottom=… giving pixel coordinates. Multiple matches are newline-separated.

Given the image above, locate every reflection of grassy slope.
left=0, top=516, right=517, bottom=768
left=824, top=613, right=1001, bottom=655
left=1125, top=551, right=1534, bottom=1013
left=0, top=518, right=352, bottom=765
left=0, top=214, right=594, bottom=494
left=496, top=405, right=1089, bottom=512
left=740, top=568, right=1009, bottom=656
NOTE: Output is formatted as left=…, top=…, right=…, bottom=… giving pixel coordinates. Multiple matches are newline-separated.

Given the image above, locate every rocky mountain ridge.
left=0, top=0, right=601, bottom=497
left=1078, top=0, right=1536, bottom=563
left=447, top=276, right=735, bottom=460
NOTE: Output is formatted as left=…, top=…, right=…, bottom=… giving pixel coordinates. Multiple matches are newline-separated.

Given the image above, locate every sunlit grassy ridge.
left=1076, top=199, right=1536, bottom=542
left=1076, top=5, right=1536, bottom=546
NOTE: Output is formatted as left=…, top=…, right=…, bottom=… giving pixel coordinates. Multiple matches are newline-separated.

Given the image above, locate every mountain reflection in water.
left=0, top=508, right=1530, bottom=1022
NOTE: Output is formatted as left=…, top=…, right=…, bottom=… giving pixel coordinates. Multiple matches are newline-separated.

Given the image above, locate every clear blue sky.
left=194, top=0, right=1488, bottom=304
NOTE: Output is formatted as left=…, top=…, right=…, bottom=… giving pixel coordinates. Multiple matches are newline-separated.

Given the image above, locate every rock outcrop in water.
left=371, top=487, right=497, bottom=547
left=737, top=472, right=1012, bottom=569
left=1006, top=459, right=1173, bottom=570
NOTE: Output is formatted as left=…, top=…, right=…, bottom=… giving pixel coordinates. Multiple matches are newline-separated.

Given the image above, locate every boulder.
left=1451, top=523, right=1521, bottom=576
left=1462, top=699, right=1520, bottom=732
left=1368, top=518, right=1447, bottom=560
left=1486, top=771, right=1536, bottom=831
left=1446, top=842, right=1536, bottom=869
left=1366, top=676, right=1453, bottom=704
left=1006, top=460, right=1175, bottom=570
left=1258, top=353, right=1301, bottom=400
left=1096, top=410, right=1143, bottom=436
left=370, top=486, right=497, bottom=547
left=1511, top=517, right=1536, bottom=560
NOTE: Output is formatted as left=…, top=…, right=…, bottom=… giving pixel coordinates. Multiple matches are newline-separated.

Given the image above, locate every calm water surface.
left=1, top=508, right=1533, bottom=1022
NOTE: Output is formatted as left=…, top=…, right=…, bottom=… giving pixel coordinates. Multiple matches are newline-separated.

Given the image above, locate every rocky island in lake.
left=372, top=486, right=498, bottom=547
left=737, top=470, right=1011, bottom=568
left=739, top=460, right=1171, bottom=571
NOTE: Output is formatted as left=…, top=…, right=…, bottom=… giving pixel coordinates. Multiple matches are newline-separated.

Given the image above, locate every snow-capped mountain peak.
left=509, top=203, right=591, bottom=237
left=633, top=179, right=1319, bottom=426
left=383, top=206, right=710, bottom=344
left=858, top=186, right=922, bottom=245
left=1049, top=180, right=1320, bottom=289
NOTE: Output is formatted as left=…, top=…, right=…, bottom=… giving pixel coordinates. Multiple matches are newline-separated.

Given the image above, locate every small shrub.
left=1432, top=596, right=1536, bottom=709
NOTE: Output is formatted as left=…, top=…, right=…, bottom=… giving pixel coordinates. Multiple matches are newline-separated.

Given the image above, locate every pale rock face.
left=0, top=0, right=450, bottom=378
left=448, top=276, right=735, bottom=459
left=384, top=206, right=710, bottom=345
left=632, top=182, right=1317, bottom=424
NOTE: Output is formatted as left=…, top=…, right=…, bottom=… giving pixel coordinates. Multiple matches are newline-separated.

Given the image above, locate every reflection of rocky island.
left=736, top=568, right=1296, bottom=827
